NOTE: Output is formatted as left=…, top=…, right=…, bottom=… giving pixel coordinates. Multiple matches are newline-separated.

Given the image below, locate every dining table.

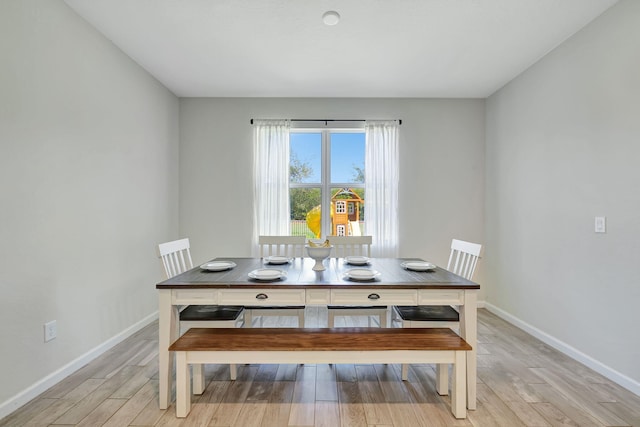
left=156, top=257, right=480, bottom=410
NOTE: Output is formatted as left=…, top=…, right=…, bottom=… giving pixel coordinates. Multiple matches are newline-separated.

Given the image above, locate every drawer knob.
left=255, top=293, right=269, bottom=300
left=367, top=293, right=381, bottom=300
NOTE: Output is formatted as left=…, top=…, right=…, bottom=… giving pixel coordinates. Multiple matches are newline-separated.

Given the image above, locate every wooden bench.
left=169, top=327, right=471, bottom=419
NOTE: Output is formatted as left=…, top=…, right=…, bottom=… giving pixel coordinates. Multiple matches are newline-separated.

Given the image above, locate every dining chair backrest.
left=258, top=235, right=306, bottom=258
left=327, top=235, right=372, bottom=258
left=446, top=239, right=482, bottom=280
left=158, top=238, right=194, bottom=280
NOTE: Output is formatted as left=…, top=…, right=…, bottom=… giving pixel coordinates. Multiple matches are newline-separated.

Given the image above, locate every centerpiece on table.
left=305, top=239, right=333, bottom=271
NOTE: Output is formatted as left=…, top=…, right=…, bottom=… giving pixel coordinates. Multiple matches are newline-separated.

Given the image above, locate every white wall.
left=0, top=0, right=179, bottom=412
left=179, top=97, right=485, bottom=281
left=485, top=0, right=640, bottom=391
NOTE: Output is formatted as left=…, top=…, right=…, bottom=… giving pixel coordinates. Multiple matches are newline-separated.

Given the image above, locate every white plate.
left=264, top=255, right=292, bottom=265
left=401, top=261, right=436, bottom=272
left=248, top=268, right=287, bottom=281
left=200, top=261, right=237, bottom=271
left=344, top=268, right=381, bottom=281
left=344, top=256, right=370, bottom=265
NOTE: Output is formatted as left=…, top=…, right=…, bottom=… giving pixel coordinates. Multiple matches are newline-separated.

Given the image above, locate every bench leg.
left=451, top=351, right=467, bottom=419
left=436, top=363, right=448, bottom=395
left=194, top=361, right=238, bottom=386
left=230, top=363, right=237, bottom=380
left=192, top=364, right=205, bottom=394
left=175, top=352, right=191, bottom=418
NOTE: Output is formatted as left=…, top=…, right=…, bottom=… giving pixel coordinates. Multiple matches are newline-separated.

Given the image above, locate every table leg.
left=158, top=290, right=178, bottom=409
left=460, top=290, right=477, bottom=410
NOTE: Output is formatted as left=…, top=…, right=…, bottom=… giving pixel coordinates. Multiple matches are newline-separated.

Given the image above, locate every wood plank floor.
left=2, top=308, right=639, bottom=426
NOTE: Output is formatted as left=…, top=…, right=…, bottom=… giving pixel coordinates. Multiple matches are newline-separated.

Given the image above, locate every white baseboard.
left=0, top=311, right=159, bottom=421
left=483, top=302, right=640, bottom=396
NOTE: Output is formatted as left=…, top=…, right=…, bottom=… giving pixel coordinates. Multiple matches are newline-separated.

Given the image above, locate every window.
left=254, top=119, right=398, bottom=256
left=289, top=129, right=365, bottom=238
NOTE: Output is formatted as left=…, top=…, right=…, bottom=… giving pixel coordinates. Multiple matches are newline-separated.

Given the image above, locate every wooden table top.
left=156, top=257, right=479, bottom=290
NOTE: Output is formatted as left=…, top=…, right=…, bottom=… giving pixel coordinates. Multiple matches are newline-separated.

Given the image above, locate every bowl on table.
left=305, top=245, right=333, bottom=271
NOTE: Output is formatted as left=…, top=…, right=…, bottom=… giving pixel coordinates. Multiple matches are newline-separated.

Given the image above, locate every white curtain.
left=253, top=120, right=291, bottom=250
left=364, top=120, right=399, bottom=257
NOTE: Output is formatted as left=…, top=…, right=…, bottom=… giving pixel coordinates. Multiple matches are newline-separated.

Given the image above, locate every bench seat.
left=169, top=327, right=472, bottom=419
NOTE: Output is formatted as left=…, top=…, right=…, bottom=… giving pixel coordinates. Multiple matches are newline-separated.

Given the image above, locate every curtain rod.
left=250, top=118, right=402, bottom=125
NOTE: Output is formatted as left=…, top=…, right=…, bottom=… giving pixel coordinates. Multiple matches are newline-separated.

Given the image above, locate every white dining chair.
left=392, top=238, right=482, bottom=382
left=328, top=235, right=372, bottom=258
left=258, top=235, right=306, bottom=258
left=158, top=238, right=244, bottom=384
left=245, top=236, right=307, bottom=327
left=326, top=236, right=388, bottom=328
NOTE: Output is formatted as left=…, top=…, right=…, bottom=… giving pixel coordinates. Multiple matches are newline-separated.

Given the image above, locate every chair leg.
left=399, top=316, right=409, bottom=379
left=244, top=310, right=253, bottom=328
left=379, top=310, right=387, bottom=328
left=328, top=311, right=335, bottom=327
left=298, top=309, right=305, bottom=327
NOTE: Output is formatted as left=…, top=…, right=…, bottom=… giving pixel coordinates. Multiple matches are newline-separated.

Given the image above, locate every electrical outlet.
left=44, top=320, right=57, bottom=342
left=595, top=216, right=606, bottom=233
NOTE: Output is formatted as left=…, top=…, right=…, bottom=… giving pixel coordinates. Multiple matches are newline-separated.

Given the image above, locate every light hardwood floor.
left=2, top=308, right=639, bottom=426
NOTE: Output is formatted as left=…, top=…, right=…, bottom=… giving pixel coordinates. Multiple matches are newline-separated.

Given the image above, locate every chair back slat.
left=158, top=238, right=194, bottom=279
left=446, top=238, right=482, bottom=280
left=327, top=236, right=372, bottom=258
left=258, top=236, right=306, bottom=258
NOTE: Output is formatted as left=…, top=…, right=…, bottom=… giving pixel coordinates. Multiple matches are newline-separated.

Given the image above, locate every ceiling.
left=64, top=0, right=617, bottom=98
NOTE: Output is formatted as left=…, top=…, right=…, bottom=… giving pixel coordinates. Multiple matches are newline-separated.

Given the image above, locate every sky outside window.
left=290, top=132, right=364, bottom=183
left=290, top=133, right=321, bottom=183
left=330, top=133, right=365, bottom=183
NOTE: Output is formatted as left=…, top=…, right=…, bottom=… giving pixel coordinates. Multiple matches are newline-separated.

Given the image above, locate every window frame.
left=289, top=127, right=365, bottom=237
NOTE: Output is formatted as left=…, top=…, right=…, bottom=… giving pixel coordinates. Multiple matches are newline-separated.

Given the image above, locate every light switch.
left=595, top=216, right=606, bottom=233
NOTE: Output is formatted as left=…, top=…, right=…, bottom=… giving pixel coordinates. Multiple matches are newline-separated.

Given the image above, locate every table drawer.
left=417, top=290, right=464, bottom=305
left=330, top=289, right=417, bottom=305
left=219, top=289, right=306, bottom=305
left=172, top=290, right=218, bottom=305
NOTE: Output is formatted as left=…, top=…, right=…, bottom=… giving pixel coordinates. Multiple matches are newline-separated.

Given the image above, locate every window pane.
left=330, top=133, right=365, bottom=184
left=330, top=187, right=365, bottom=236
left=290, top=133, right=321, bottom=183
left=289, top=130, right=365, bottom=238
left=290, top=187, right=321, bottom=238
